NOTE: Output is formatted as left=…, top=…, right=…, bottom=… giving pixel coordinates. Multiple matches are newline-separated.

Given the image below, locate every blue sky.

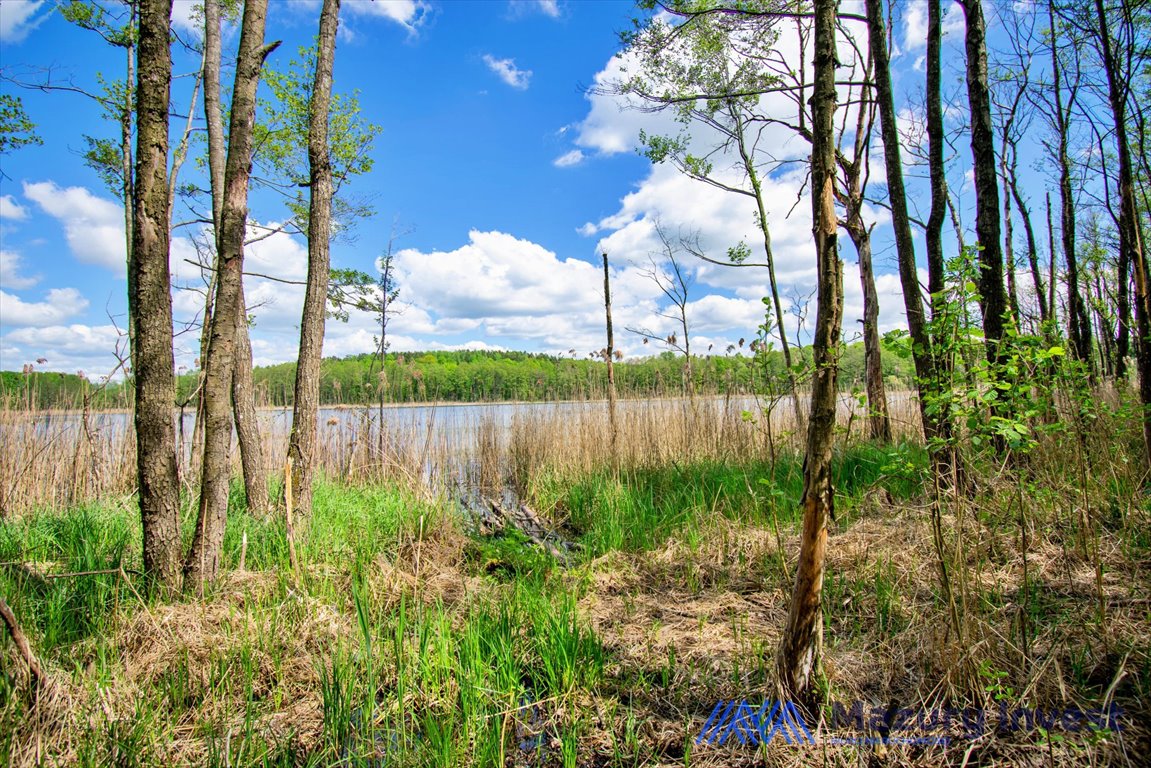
left=0, top=0, right=1032, bottom=380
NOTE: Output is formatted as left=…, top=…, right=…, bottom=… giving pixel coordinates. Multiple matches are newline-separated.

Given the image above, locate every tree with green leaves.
left=610, top=6, right=805, bottom=427
left=287, top=0, right=342, bottom=520
left=184, top=0, right=280, bottom=592
left=0, top=94, right=42, bottom=166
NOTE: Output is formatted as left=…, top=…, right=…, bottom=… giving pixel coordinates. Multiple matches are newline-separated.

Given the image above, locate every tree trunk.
left=1049, top=0, right=1093, bottom=366
left=845, top=216, right=891, bottom=443
left=202, top=0, right=267, bottom=518
left=962, top=0, right=1010, bottom=363
left=1000, top=153, right=1021, bottom=326
left=132, top=0, right=181, bottom=593
left=287, top=0, right=341, bottom=517
left=926, top=0, right=947, bottom=308
left=1046, top=191, right=1059, bottom=331
left=1093, top=0, right=1151, bottom=467
left=737, top=121, right=805, bottom=431
left=232, top=291, right=268, bottom=516
left=866, top=0, right=946, bottom=464
left=1008, top=173, right=1048, bottom=325
left=778, top=0, right=840, bottom=703
left=184, top=0, right=277, bottom=591
left=602, top=253, right=619, bottom=462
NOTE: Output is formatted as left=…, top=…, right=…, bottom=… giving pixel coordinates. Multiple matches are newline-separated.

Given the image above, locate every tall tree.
left=131, top=0, right=181, bottom=591
left=866, top=0, right=952, bottom=477
left=1046, top=0, right=1094, bottom=365
left=612, top=11, right=805, bottom=428
left=287, top=0, right=342, bottom=518
left=961, top=0, right=1010, bottom=364
left=778, top=0, right=841, bottom=702
left=1092, top=0, right=1151, bottom=465
left=202, top=0, right=269, bottom=518
left=184, top=0, right=279, bottom=590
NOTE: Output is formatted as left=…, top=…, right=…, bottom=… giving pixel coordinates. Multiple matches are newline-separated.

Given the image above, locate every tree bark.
left=184, top=0, right=277, bottom=591
left=845, top=217, right=891, bottom=443
left=926, top=0, right=947, bottom=308
left=866, top=0, right=946, bottom=464
left=778, top=0, right=840, bottom=703
left=962, top=0, right=1010, bottom=363
left=232, top=291, right=268, bottom=516
left=1048, top=0, right=1093, bottom=366
left=287, top=0, right=341, bottom=517
left=202, top=0, right=267, bottom=518
left=1093, top=0, right=1151, bottom=467
left=131, top=0, right=181, bottom=592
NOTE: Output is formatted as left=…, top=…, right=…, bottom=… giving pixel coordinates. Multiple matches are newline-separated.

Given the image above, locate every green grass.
left=1, top=437, right=1146, bottom=767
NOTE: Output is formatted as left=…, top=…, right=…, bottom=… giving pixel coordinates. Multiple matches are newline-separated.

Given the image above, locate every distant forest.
left=1, top=343, right=915, bottom=410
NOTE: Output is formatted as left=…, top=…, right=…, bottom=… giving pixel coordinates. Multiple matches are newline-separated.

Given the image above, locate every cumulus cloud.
left=0, top=195, right=28, bottom=220
left=1, top=287, right=89, bottom=327
left=3, top=323, right=124, bottom=377
left=553, top=149, right=584, bottom=168
left=0, top=250, right=39, bottom=289
left=0, top=0, right=48, bottom=43
left=482, top=55, right=532, bottom=90
left=23, top=181, right=127, bottom=273
left=347, top=0, right=430, bottom=31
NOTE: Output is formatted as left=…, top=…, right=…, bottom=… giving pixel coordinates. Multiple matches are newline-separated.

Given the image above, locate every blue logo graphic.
left=696, top=700, right=815, bottom=746
left=696, top=699, right=1125, bottom=749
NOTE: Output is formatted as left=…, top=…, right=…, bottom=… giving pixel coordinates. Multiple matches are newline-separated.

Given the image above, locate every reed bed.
left=0, top=391, right=925, bottom=517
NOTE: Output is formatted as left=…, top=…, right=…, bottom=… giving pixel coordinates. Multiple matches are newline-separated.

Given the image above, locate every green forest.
left=1, top=342, right=916, bottom=409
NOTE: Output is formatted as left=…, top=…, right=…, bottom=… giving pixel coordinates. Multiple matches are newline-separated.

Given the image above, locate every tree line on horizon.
left=0, top=344, right=917, bottom=409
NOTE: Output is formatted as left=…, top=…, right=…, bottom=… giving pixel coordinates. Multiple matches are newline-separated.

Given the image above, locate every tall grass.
left=1, top=386, right=1148, bottom=766
left=0, top=391, right=924, bottom=516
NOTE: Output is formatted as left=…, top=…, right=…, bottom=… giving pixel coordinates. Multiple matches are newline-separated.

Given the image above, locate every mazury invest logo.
left=696, top=699, right=1126, bottom=748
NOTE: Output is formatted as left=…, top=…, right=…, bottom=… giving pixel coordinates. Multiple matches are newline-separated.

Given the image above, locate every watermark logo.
left=696, top=699, right=1124, bottom=748
left=697, top=700, right=815, bottom=746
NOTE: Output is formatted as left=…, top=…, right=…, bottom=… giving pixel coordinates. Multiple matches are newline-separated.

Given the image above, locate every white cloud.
left=509, top=0, right=560, bottom=18
left=2, top=323, right=124, bottom=377
left=0, top=0, right=48, bottom=43
left=347, top=0, right=430, bottom=32
left=0, top=195, right=28, bottom=220
left=482, top=55, right=532, bottom=90
left=553, top=149, right=584, bottom=168
left=0, top=250, right=39, bottom=289
left=1, top=287, right=89, bottom=327
left=23, top=181, right=127, bottom=273
left=903, top=2, right=927, bottom=51
left=171, top=0, right=200, bottom=36
left=576, top=222, right=598, bottom=237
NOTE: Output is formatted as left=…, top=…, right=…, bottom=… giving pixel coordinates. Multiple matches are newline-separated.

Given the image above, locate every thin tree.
left=184, top=0, right=279, bottom=590
left=626, top=224, right=696, bottom=401
left=866, top=0, right=953, bottom=478
left=961, top=0, right=1011, bottom=365
left=132, top=0, right=181, bottom=591
left=1092, top=0, right=1151, bottom=466
left=1045, top=0, right=1093, bottom=365
left=602, top=252, right=619, bottom=461
left=778, top=0, right=841, bottom=702
left=203, top=0, right=269, bottom=518
left=287, top=0, right=342, bottom=518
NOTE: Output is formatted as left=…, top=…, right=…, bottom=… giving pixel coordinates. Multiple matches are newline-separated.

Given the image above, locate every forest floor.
left=1, top=441, right=1149, bottom=766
